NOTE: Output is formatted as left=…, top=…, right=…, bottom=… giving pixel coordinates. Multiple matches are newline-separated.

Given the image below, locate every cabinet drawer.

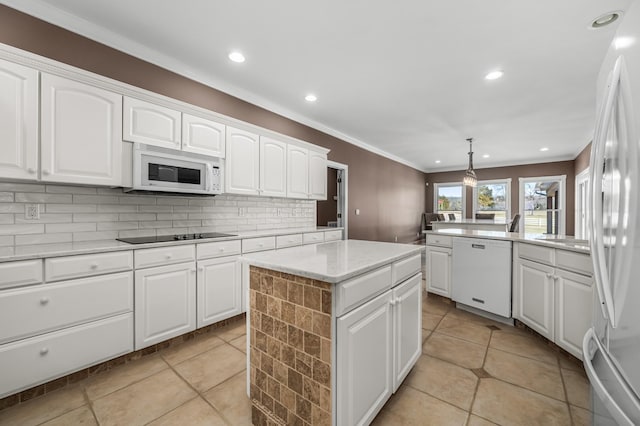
left=0, top=259, right=43, bottom=290
left=336, top=266, right=392, bottom=316
left=242, top=236, right=276, bottom=253
left=0, top=272, right=133, bottom=345
left=303, top=232, right=325, bottom=245
left=0, top=313, right=133, bottom=398
left=324, top=230, right=343, bottom=242
left=518, top=243, right=555, bottom=265
left=135, top=245, right=195, bottom=269
left=276, top=234, right=303, bottom=249
left=197, top=239, right=241, bottom=260
left=426, top=234, right=452, bottom=248
left=392, top=254, right=421, bottom=286
left=556, top=250, right=592, bottom=276
left=45, top=251, right=133, bottom=282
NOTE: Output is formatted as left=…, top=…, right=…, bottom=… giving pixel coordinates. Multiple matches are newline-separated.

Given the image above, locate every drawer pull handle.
left=166, top=254, right=172, bottom=259
left=40, top=297, right=49, bottom=305
left=40, top=348, right=49, bottom=356
left=472, top=244, right=485, bottom=249
left=219, top=248, right=225, bottom=252
left=259, top=243, right=264, bottom=247
left=90, top=263, right=99, bottom=269
left=472, top=297, right=485, bottom=304
left=28, top=168, right=36, bottom=174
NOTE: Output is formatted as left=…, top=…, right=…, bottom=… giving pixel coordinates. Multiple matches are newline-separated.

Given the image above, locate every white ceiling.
left=2, top=0, right=631, bottom=172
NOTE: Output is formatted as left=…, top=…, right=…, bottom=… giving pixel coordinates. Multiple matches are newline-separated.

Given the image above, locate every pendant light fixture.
left=463, top=137, right=477, bottom=187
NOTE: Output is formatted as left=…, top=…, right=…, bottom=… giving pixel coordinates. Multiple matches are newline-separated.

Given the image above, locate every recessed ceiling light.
left=482, top=154, right=490, bottom=158
left=435, top=160, right=441, bottom=164
left=540, top=147, right=549, bottom=152
left=305, top=94, right=317, bottom=102
left=591, top=12, right=621, bottom=28
left=485, top=70, right=504, bottom=80
left=228, top=51, right=245, bottom=63
left=615, top=36, right=635, bottom=50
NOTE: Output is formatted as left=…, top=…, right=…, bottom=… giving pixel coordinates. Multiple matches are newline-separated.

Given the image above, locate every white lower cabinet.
left=337, top=291, right=393, bottom=426
left=336, top=270, right=422, bottom=426
left=516, top=259, right=555, bottom=340
left=197, top=256, right=242, bottom=327
left=0, top=313, right=133, bottom=398
left=392, top=273, right=422, bottom=392
left=555, top=269, right=593, bottom=358
left=425, top=245, right=451, bottom=297
left=514, top=243, right=593, bottom=359
left=134, top=262, right=196, bottom=350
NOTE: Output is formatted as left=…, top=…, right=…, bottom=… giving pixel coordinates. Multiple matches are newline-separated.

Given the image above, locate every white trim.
left=575, top=168, right=590, bottom=239
left=472, top=178, right=512, bottom=219
left=433, top=182, right=466, bottom=218
left=518, top=175, right=567, bottom=234
left=327, top=160, right=348, bottom=239
left=424, top=154, right=576, bottom=173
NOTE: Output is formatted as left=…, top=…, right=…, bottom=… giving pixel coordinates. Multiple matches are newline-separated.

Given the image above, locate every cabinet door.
left=134, top=262, right=196, bottom=349
left=197, top=256, right=242, bottom=328
left=225, top=126, right=260, bottom=195
left=260, top=136, right=287, bottom=197
left=425, top=246, right=451, bottom=297
left=41, top=74, right=122, bottom=186
left=392, top=273, right=422, bottom=392
left=182, top=113, right=226, bottom=157
left=0, top=59, right=39, bottom=181
left=287, top=145, right=309, bottom=198
left=309, top=149, right=327, bottom=200
left=555, top=269, right=592, bottom=359
left=337, top=291, right=393, bottom=426
left=123, top=97, right=181, bottom=149
left=516, top=259, right=555, bottom=340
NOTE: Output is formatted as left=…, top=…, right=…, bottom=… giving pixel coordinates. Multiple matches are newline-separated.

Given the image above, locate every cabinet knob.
left=27, top=168, right=36, bottom=174
left=546, top=273, right=553, bottom=279
left=42, top=170, right=50, bottom=176
left=90, top=263, right=99, bottom=269
left=40, top=297, right=49, bottom=305
left=259, top=243, right=264, bottom=247
left=166, top=254, right=172, bottom=259
left=40, top=348, right=49, bottom=356
left=219, top=248, right=225, bottom=252
left=198, top=266, right=204, bottom=272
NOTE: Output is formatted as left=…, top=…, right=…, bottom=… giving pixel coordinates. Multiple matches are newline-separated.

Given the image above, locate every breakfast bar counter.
left=242, top=240, right=423, bottom=425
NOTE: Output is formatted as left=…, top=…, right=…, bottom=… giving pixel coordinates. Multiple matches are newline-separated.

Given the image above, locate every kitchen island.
left=242, top=240, right=423, bottom=426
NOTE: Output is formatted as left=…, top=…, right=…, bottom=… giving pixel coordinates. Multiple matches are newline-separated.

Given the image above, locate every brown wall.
left=574, top=143, right=591, bottom=175
left=0, top=5, right=427, bottom=243
left=425, top=161, right=577, bottom=235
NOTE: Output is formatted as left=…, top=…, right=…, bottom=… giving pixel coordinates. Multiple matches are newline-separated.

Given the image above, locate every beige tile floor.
left=0, top=290, right=592, bottom=425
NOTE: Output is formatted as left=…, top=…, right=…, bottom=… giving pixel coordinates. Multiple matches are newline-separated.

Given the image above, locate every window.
left=434, top=183, right=465, bottom=220
left=473, top=179, right=511, bottom=221
left=519, top=175, right=566, bottom=235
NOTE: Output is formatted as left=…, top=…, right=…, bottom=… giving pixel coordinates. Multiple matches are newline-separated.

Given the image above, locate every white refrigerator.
left=583, top=0, right=640, bottom=424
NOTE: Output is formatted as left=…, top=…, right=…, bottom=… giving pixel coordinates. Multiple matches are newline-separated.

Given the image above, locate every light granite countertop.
left=242, top=239, right=424, bottom=283
left=0, top=226, right=343, bottom=263
left=423, top=229, right=590, bottom=254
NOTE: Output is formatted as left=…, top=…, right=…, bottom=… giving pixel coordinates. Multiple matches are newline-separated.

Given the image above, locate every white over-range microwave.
left=127, top=143, right=223, bottom=195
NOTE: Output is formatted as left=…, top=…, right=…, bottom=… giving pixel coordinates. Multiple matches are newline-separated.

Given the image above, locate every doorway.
left=316, top=161, right=348, bottom=237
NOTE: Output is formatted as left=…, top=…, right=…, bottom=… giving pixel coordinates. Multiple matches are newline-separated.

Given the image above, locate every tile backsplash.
left=0, top=182, right=316, bottom=249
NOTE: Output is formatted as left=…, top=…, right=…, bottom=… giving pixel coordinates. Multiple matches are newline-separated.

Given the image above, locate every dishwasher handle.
left=471, top=243, right=485, bottom=249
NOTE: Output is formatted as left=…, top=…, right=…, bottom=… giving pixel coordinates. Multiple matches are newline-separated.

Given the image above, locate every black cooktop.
left=116, top=232, right=236, bottom=244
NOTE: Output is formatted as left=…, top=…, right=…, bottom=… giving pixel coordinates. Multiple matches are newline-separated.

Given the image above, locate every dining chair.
left=509, top=214, right=521, bottom=232
left=448, top=213, right=456, bottom=221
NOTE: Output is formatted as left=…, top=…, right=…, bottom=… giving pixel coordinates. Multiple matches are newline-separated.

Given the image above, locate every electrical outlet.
left=238, top=207, right=246, bottom=217
left=25, top=204, right=40, bottom=220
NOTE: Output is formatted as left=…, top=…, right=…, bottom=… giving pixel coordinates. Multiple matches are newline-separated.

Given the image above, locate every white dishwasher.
left=451, top=237, right=512, bottom=318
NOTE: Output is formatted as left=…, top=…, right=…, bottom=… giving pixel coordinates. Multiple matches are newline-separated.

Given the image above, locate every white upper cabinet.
left=260, top=136, right=287, bottom=197
left=287, top=145, right=328, bottom=200
left=287, top=145, right=309, bottom=198
left=0, top=59, right=39, bottom=181
left=309, top=149, right=328, bottom=200
left=41, top=73, right=122, bottom=186
left=182, top=113, right=226, bottom=158
left=123, top=97, right=181, bottom=149
left=225, top=126, right=260, bottom=195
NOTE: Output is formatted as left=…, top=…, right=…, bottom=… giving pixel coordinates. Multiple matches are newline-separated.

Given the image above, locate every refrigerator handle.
left=583, top=328, right=637, bottom=426
left=589, top=57, right=624, bottom=328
